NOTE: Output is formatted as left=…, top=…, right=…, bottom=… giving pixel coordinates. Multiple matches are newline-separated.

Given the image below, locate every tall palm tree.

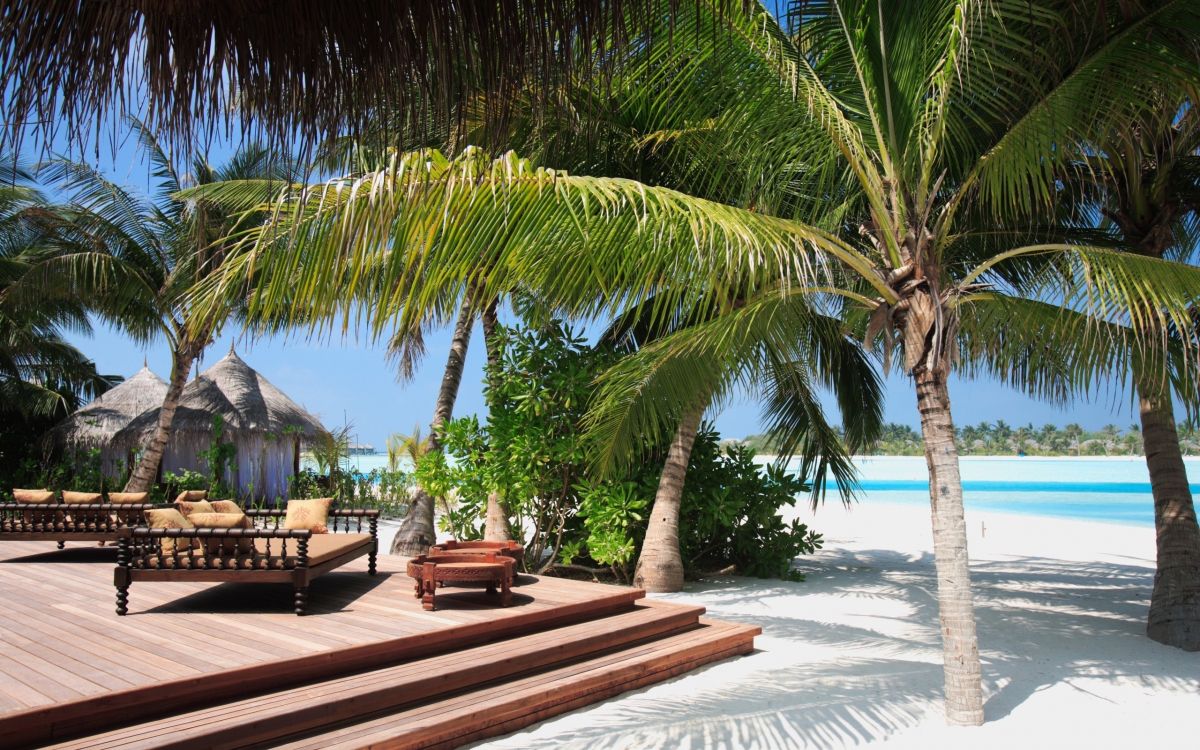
left=191, top=2, right=1200, bottom=723
left=1065, top=99, right=1200, bottom=648
left=33, top=124, right=295, bottom=492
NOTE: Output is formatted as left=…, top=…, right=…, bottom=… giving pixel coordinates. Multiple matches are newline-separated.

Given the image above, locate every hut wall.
left=161, top=432, right=292, bottom=501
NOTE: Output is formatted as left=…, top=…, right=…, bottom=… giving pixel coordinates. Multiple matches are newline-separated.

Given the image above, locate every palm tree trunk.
left=633, top=403, right=704, bottom=592
left=914, top=367, right=985, bottom=726
left=124, top=345, right=198, bottom=493
left=390, top=295, right=475, bottom=557
left=1140, top=383, right=1200, bottom=650
left=480, top=298, right=512, bottom=542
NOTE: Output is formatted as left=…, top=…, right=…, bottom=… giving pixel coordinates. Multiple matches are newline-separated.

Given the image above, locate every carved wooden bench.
left=115, top=508, right=380, bottom=616
left=407, top=552, right=514, bottom=611
left=0, top=502, right=161, bottom=549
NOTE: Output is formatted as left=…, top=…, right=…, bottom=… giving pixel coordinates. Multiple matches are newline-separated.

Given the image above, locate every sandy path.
left=472, top=503, right=1199, bottom=749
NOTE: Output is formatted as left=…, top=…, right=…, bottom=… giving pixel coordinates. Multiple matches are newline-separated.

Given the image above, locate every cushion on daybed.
left=107, top=492, right=148, bottom=504
left=144, top=508, right=198, bottom=554
left=209, top=499, right=243, bottom=514
left=188, top=511, right=254, bottom=554
left=175, top=499, right=215, bottom=517
left=141, top=533, right=372, bottom=569
left=62, top=491, right=103, bottom=504
left=284, top=498, right=332, bottom=534
left=12, top=489, right=54, bottom=503
left=174, top=490, right=208, bottom=504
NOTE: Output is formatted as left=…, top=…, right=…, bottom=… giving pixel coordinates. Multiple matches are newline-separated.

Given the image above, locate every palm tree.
left=1065, top=98, right=1200, bottom=648
left=192, top=2, right=1200, bottom=723
left=0, top=156, right=113, bottom=424
left=33, top=124, right=295, bottom=492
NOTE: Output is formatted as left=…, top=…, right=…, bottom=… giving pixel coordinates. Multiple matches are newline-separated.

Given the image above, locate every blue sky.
left=45, top=126, right=1146, bottom=449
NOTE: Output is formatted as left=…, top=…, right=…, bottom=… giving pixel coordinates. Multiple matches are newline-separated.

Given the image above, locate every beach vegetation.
left=27, top=123, right=298, bottom=494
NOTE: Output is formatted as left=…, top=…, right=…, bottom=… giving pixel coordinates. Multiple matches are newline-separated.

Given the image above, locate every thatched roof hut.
left=113, top=349, right=327, bottom=500
left=51, top=365, right=169, bottom=476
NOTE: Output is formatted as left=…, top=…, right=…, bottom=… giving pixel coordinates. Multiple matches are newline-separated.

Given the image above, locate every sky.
left=42, top=122, right=1150, bottom=450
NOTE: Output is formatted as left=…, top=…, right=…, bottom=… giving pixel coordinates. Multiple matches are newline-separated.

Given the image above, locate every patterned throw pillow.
left=174, top=489, right=208, bottom=504
left=175, top=499, right=215, bottom=517
left=61, top=491, right=103, bottom=504
left=144, top=508, right=198, bottom=555
left=12, top=489, right=54, bottom=503
left=107, top=492, right=148, bottom=504
left=284, top=498, right=333, bottom=534
left=209, top=499, right=243, bottom=514
left=188, top=511, right=254, bottom=555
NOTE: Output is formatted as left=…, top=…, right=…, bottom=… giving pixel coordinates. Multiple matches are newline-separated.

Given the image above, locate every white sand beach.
left=466, top=501, right=1200, bottom=749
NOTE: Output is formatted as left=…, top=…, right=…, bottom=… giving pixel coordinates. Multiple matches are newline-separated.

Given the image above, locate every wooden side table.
left=407, top=552, right=514, bottom=611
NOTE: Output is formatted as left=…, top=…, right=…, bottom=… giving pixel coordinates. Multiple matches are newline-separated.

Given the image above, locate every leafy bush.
left=424, top=317, right=824, bottom=583
left=674, top=429, right=822, bottom=581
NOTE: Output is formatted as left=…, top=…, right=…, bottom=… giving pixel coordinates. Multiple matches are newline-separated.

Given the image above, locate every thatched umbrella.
left=51, top=365, right=169, bottom=477
left=112, top=349, right=327, bottom=500
left=0, top=1, right=669, bottom=150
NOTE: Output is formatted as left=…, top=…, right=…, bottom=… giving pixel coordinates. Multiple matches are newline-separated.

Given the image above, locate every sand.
left=468, top=502, right=1200, bottom=749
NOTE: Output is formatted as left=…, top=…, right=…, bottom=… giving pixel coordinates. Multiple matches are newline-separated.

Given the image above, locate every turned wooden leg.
left=56, top=540, right=65, bottom=550
left=115, top=585, right=129, bottom=615
left=294, top=586, right=309, bottom=616
left=368, top=548, right=377, bottom=576
left=422, top=580, right=436, bottom=611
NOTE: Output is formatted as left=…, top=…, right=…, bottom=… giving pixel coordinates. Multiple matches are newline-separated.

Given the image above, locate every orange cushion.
left=175, top=499, right=215, bottom=517
left=107, top=492, right=148, bottom=504
left=144, top=508, right=197, bottom=554
left=209, top=499, right=243, bottom=514
left=13, top=489, right=54, bottom=503
left=174, top=489, right=208, bottom=504
left=189, top=511, right=254, bottom=554
left=284, top=498, right=332, bottom=534
left=61, top=491, right=103, bottom=504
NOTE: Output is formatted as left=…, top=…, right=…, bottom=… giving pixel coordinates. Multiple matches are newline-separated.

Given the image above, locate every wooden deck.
left=0, top=540, right=758, bottom=749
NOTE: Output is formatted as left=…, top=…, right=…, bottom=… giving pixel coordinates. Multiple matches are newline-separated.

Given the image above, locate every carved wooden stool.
left=430, top=539, right=524, bottom=562
left=406, top=552, right=513, bottom=611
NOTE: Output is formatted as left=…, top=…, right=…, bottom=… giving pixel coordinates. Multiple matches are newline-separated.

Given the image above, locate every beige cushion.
left=209, top=499, right=243, bottom=514
left=13, top=489, right=54, bottom=504
left=144, top=508, right=197, bottom=554
left=61, top=491, right=102, bottom=504
left=107, top=491, right=148, bottom=504
left=175, top=499, right=215, bottom=517
left=189, top=511, right=254, bottom=555
left=174, top=489, right=208, bottom=504
left=284, top=498, right=332, bottom=534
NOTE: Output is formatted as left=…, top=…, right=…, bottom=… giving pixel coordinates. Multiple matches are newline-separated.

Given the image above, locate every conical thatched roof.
left=52, top=366, right=169, bottom=448
left=112, top=350, right=326, bottom=449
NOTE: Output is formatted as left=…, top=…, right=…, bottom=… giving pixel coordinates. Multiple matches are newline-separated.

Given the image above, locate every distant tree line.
left=740, top=420, right=1200, bottom=458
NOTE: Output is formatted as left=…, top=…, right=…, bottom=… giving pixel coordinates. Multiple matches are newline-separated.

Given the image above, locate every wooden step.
left=8, top=585, right=645, bottom=748
left=44, top=601, right=707, bottom=750
left=271, top=619, right=760, bottom=750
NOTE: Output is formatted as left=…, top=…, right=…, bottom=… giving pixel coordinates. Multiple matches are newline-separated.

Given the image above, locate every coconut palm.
left=1063, top=98, right=1200, bottom=648
left=0, top=156, right=113, bottom=422
left=189, top=1, right=1200, bottom=723
left=31, top=124, right=296, bottom=492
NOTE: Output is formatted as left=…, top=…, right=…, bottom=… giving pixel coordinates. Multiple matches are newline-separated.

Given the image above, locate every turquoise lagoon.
left=325, top=453, right=1200, bottom=527
left=791, top=455, right=1200, bottom=526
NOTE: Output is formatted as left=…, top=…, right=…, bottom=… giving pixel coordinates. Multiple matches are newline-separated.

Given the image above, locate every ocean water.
left=324, top=453, right=1199, bottom=527
left=785, top=455, right=1200, bottom=526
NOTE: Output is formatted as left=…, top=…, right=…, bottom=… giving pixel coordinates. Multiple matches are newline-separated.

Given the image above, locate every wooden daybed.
left=0, top=501, right=160, bottom=549
left=115, top=508, right=379, bottom=616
